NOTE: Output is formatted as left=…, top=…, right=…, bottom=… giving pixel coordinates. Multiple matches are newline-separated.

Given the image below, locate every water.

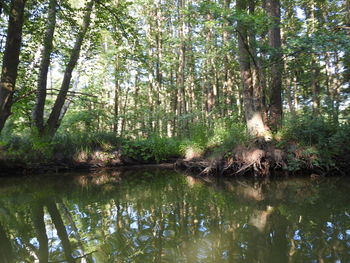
left=0, top=169, right=349, bottom=263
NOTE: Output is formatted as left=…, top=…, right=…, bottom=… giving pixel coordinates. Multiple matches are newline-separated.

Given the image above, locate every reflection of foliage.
left=0, top=171, right=349, bottom=262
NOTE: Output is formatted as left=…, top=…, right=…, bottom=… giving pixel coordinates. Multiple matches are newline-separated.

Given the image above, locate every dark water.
left=0, top=169, right=349, bottom=263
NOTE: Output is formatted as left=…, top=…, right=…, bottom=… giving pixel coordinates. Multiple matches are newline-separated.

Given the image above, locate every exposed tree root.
left=175, top=141, right=318, bottom=177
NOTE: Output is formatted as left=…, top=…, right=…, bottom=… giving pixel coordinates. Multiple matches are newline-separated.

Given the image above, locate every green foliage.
left=53, top=131, right=123, bottom=156
left=280, top=114, right=337, bottom=147
left=279, top=115, right=350, bottom=171
left=122, top=136, right=181, bottom=163
left=0, top=133, right=53, bottom=162
left=179, top=116, right=248, bottom=159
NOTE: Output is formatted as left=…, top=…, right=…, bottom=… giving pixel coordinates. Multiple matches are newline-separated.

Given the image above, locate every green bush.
left=122, top=136, right=181, bottom=162
left=279, top=114, right=348, bottom=171
left=280, top=114, right=337, bottom=147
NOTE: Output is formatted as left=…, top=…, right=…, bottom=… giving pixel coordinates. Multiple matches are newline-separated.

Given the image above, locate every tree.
left=46, top=0, right=94, bottom=137
left=267, top=0, right=283, bottom=129
left=236, top=0, right=270, bottom=138
left=344, top=0, right=350, bottom=84
left=32, top=0, right=57, bottom=135
left=0, top=0, right=26, bottom=132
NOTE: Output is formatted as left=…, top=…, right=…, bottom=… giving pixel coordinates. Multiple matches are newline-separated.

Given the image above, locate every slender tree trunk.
left=223, top=0, right=234, bottom=117
left=0, top=0, right=26, bottom=132
left=32, top=0, right=57, bottom=134
left=343, top=0, right=350, bottom=84
left=47, top=201, right=75, bottom=263
left=46, top=0, right=94, bottom=137
left=114, top=55, right=120, bottom=134
left=155, top=0, right=163, bottom=136
left=187, top=0, right=195, bottom=125
left=333, top=51, right=341, bottom=124
left=236, top=0, right=270, bottom=138
left=267, top=0, right=283, bottom=129
left=285, top=73, right=295, bottom=118
left=57, top=74, right=80, bottom=123
left=176, top=0, right=186, bottom=137
left=311, top=59, right=321, bottom=115
left=120, top=84, right=130, bottom=138
left=171, top=69, right=177, bottom=136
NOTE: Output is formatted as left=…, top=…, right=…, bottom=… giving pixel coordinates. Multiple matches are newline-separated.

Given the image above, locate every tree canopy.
left=0, top=0, right=349, bottom=139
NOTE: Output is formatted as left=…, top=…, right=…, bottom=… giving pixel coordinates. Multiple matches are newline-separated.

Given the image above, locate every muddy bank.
left=1, top=140, right=348, bottom=177
left=0, top=151, right=176, bottom=176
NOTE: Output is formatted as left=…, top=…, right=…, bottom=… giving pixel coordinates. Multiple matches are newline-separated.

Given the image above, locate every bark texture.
left=344, top=0, right=350, bottom=84
left=236, top=0, right=270, bottom=138
left=32, top=0, right=57, bottom=134
left=267, top=0, right=283, bottom=129
left=0, top=0, right=26, bottom=132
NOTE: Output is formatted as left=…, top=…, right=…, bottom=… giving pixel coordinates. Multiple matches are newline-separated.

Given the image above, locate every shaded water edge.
left=0, top=168, right=349, bottom=262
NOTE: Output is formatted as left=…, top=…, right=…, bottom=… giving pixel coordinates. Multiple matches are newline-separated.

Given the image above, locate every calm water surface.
left=0, top=169, right=349, bottom=263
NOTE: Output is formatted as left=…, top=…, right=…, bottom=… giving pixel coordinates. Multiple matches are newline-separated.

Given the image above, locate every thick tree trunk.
left=267, top=0, right=283, bottom=129
left=32, top=0, right=57, bottom=134
left=236, top=0, right=270, bottom=138
left=46, top=0, right=94, bottom=137
left=0, top=0, right=25, bottom=133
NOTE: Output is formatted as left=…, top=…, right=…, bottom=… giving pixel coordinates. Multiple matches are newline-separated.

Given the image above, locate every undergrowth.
left=0, top=114, right=349, bottom=174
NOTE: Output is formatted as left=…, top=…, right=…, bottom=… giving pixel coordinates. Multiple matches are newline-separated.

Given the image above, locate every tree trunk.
left=248, top=1, right=268, bottom=129
left=113, top=55, right=120, bottom=134
left=46, top=0, right=94, bottom=137
left=236, top=0, right=270, bottom=138
left=176, top=0, right=187, bottom=137
left=343, top=0, right=350, bottom=84
left=267, top=0, right=283, bottom=129
left=0, top=0, right=26, bottom=133
left=155, top=0, right=163, bottom=136
left=32, top=0, right=57, bottom=134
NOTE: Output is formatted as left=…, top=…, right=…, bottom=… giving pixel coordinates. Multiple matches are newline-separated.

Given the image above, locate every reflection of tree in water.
left=0, top=170, right=349, bottom=262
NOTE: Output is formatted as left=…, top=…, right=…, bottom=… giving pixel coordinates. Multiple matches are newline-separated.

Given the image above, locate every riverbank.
left=1, top=117, right=350, bottom=177
left=0, top=139, right=348, bottom=177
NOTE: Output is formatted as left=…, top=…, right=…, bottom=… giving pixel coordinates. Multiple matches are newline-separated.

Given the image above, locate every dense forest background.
left=0, top=0, right=350, bottom=172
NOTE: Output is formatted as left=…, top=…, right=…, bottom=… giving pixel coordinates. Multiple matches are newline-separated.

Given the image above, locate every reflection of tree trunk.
left=59, top=203, right=93, bottom=263
left=154, top=210, right=165, bottom=263
left=0, top=221, right=13, bottom=263
left=268, top=211, right=288, bottom=263
left=32, top=203, right=49, bottom=263
left=47, top=202, right=74, bottom=263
